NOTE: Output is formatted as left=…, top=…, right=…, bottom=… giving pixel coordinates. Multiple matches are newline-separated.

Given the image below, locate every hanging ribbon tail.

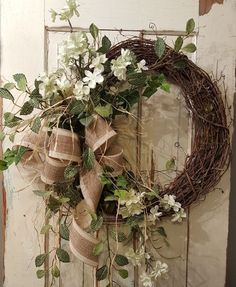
left=70, top=116, right=124, bottom=265
left=69, top=218, right=99, bottom=267
left=14, top=116, right=124, bottom=267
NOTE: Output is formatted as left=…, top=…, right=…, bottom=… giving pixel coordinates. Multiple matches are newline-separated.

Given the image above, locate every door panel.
left=4, top=1, right=234, bottom=287
left=45, top=27, right=196, bottom=286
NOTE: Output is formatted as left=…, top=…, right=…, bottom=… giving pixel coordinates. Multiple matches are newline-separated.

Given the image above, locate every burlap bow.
left=16, top=115, right=123, bottom=266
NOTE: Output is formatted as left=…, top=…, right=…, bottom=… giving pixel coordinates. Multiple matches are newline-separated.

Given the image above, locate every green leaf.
left=157, top=226, right=167, bottom=238
left=91, top=215, right=103, bottom=232
left=182, top=43, right=197, bottom=53
left=110, top=230, right=127, bottom=242
left=93, top=241, right=104, bottom=256
left=69, top=100, right=85, bottom=115
left=174, top=59, right=187, bottom=69
left=0, top=160, right=8, bottom=171
left=3, top=149, right=16, bottom=166
left=20, top=101, right=34, bottom=115
left=59, top=197, right=70, bottom=204
left=116, top=175, right=128, bottom=189
left=0, top=88, right=14, bottom=101
left=31, top=117, right=41, bottom=134
left=0, top=132, right=5, bottom=141
left=40, top=224, right=52, bottom=234
left=118, top=269, right=128, bottom=279
left=166, top=157, right=175, bottom=171
left=59, top=223, right=70, bottom=241
left=50, top=9, right=58, bottom=23
left=83, top=147, right=95, bottom=170
left=56, top=248, right=70, bottom=263
left=96, top=265, right=108, bottom=281
left=95, top=103, right=113, bottom=118
left=114, top=189, right=128, bottom=201
left=4, top=112, right=22, bottom=128
left=97, top=36, right=111, bottom=54
left=160, top=81, right=170, bottom=93
left=4, top=82, right=15, bottom=90
left=128, top=73, right=147, bottom=87
left=79, top=116, right=93, bottom=127
left=9, top=132, right=16, bottom=143
left=36, top=270, right=45, bottom=279
left=32, top=190, right=52, bottom=198
left=47, top=196, right=62, bottom=213
left=35, top=254, right=47, bottom=267
left=89, top=23, right=99, bottom=39
left=154, top=37, right=166, bottom=58
left=174, top=36, right=183, bottom=52
left=121, top=90, right=139, bottom=108
left=15, top=146, right=29, bottom=165
left=143, top=86, right=157, bottom=98
left=115, top=255, right=129, bottom=266
left=186, top=18, right=195, bottom=34
left=13, top=73, right=27, bottom=91
left=51, top=265, right=60, bottom=278
left=64, top=164, right=79, bottom=180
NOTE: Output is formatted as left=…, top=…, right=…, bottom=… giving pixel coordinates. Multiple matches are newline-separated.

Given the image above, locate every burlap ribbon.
left=16, top=115, right=123, bottom=266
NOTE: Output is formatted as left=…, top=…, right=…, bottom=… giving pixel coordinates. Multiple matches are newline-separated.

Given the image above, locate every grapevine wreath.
left=0, top=0, right=230, bottom=285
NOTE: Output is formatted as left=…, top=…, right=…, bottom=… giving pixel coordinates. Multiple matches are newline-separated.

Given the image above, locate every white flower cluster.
left=125, top=246, right=149, bottom=266
left=160, top=194, right=186, bottom=222
left=140, top=261, right=168, bottom=287
left=119, top=189, right=145, bottom=218
left=147, top=205, right=162, bottom=224
left=50, top=0, right=80, bottom=22
left=111, top=48, right=133, bottom=81
left=59, top=32, right=89, bottom=65
left=38, top=32, right=110, bottom=102
left=38, top=73, right=58, bottom=98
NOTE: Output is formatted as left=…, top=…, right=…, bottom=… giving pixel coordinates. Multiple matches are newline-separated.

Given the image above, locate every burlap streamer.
left=16, top=116, right=124, bottom=266
left=70, top=115, right=124, bottom=266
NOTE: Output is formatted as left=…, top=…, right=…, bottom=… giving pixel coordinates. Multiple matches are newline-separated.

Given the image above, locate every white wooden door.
left=1, top=1, right=235, bottom=287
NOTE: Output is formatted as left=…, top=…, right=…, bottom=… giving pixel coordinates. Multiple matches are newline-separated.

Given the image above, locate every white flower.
left=140, top=272, right=153, bottom=287
left=160, top=194, right=181, bottom=212
left=148, top=205, right=162, bottom=223
left=136, top=59, right=148, bottom=73
left=150, top=261, right=168, bottom=279
left=73, top=81, right=90, bottom=101
left=121, top=48, right=132, bottom=64
left=50, top=9, right=57, bottom=22
left=56, top=75, right=73, bottom=96
left=60, top=0, right=80, bottom=21
left=59, top=32, right=88, bottom=64
left=119, top=203, right=144, bottom=218
left=111, top=65, right=127, bottom=81
left=38, top=73, right=58, bottom=98
left=118, top=189, right=145, bottom=218
left=83, top=69, right=104, bottom=89
left=171, top=208, right=187, bottom=223
left=125, top=247, right=145, bottom=267
left=89, top=54, right=107, bottom=72
left=111, top=48, right=133, bottom=81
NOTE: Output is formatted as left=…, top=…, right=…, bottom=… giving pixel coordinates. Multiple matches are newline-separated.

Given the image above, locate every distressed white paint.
left=1, top=0, right=235, bottom=287
left=45, top=0, right=198, bottom=31
left=1, top=1, right=45, bottom=286
left=188, top=1, right=236, bottom=286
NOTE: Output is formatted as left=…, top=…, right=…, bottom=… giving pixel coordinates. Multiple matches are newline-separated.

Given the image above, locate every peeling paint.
left=199, top=0, right=224, bottom=16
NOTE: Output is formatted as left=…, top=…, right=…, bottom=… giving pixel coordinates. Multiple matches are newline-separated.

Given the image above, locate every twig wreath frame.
left=0, top=0, right=231, bottom=285
left=107, top=38, right=230, bottom=207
